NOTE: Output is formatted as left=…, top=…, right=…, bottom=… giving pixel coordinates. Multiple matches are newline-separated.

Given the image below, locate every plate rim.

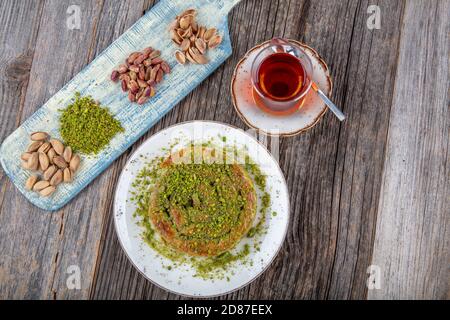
left=230, top=39, right=333, bottom=137
left=113, top=120, right=290, bottom=298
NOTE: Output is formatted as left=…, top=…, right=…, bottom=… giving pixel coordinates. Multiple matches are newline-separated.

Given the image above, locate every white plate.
left=114, top=121, right=290, bottom=297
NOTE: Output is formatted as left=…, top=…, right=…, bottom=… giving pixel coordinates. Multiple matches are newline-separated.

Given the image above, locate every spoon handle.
left=311, top=82, right=346, bottom=121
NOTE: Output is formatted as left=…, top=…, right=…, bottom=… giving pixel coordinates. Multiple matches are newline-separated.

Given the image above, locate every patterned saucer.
left=231, top=40, right=332, bottom=136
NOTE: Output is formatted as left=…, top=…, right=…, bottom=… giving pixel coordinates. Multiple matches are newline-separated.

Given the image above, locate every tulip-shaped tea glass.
left=252, top=38, right=346, bottom=120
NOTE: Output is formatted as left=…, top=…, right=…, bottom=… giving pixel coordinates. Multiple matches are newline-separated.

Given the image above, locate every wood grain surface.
left=0, top=0, right=448, bottom=300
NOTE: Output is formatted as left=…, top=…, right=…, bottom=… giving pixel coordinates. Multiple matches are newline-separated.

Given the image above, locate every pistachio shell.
left=175, top=51, right=186, bottom=64
left=129, top=71, right=137, bottom=81
left=137, top=96, right=149, bottom=105
left=21, top=152, right=32, bottom=161
left=156, top=69, right=164, bottom=83
left=47, top=148, right=56, bottom=164
left=180, top=38, right=190, bottom=52
left=21, top=160, right=31, bottom=170
left=179, top=9, right=197, bottom=18
left=170, top=29, right=182, bottom=45
left=148, top=50, right=161, bottom=59
left=195, top=38, right=207, bottom=54
left=185, top=51, right=197, bottom=64
left=129, top=65, right=139, bottom=73
left=33, top=180, right=50, bottom=192
left=178, top=26, right=193, bottom=39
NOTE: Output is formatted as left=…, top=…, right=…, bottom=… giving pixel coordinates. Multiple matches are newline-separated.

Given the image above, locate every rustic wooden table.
left=0, top=0, right=448, bottom=300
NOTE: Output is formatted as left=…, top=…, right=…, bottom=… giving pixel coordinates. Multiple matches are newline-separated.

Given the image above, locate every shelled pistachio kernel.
left=25, top=175, right=39, bottom=191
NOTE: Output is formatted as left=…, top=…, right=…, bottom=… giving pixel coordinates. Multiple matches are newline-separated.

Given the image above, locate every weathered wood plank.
left=90, top=0, right=405, bottom=300
left=369, top=0, right=450, bottom=300
left=0, top=0, right=147, bottom=299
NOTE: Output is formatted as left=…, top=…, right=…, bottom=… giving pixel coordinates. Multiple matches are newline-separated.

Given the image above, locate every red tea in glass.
left=251, top=38, right=313, bottom=115
left=257, top=53, right=305, bottom=102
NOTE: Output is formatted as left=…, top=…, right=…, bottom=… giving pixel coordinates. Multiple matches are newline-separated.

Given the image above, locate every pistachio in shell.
left=50, top=169, right=63, bottom=187
left=38, top=152, right=50, bottom=171
left=28, top=152, right=39, bottom=171
left=30, top=132, right=49, bottom=141
left=21, top=152, right=32, bottom=162
left=27, top=141, right=43, bottom=153
left=37, top=142, right=51, bottom=153
left=33, top=180, right=50, bottom=192
left=69, top=154, right=81, bottom=172
left=63, top=146, right=73, bottom=163
left=47, top=148, right=56, bottom=164
left=43, top=165, right=57, bottom=181
left=63, top=168, right=73, bottom=183
left=53, top=156, right=68, bottom=169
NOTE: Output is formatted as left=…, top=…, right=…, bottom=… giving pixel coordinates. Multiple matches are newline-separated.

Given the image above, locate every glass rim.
left=251, top=41, right=313, bottom=103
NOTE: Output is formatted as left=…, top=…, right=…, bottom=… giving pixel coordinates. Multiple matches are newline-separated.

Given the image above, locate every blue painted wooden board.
left=0, top=0, right=241, bottom=211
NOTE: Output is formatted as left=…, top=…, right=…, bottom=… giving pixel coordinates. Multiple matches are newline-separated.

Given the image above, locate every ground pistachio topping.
left=130, top=142, right=272, bottom=280
left=59, top=92, right=124, bottom=154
